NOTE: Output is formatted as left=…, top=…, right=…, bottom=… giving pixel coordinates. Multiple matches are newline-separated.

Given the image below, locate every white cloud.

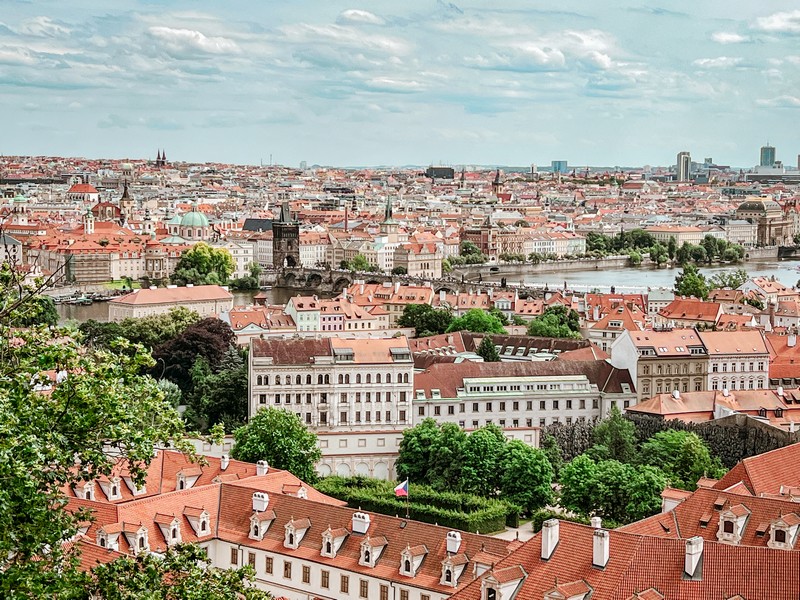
left=338, top=9, right=385, bottom=26
left=147, top=26, right=240, bottom=56
left=692, top=56, right=742, bottom=68
left=0, top=47, right=35, bottom=65
left=754, top=10, right=800, bottom=33
left=756, top=95, right=800, bottom=107
left=711, top=32, right=749, bottom=44
left=17, top=16, right=71, bottom=38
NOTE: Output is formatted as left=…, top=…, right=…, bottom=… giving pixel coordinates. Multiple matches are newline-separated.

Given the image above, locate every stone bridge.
left=262, top=267, right=502, bottom=295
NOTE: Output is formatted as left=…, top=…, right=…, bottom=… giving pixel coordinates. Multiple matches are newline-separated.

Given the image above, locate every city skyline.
left=2, top=1, right=800, bottom=167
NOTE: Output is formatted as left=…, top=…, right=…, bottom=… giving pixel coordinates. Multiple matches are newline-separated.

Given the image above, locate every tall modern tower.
left=760, top=144, right=776, bottom=167
left=676, top=151, right=691, bottom=182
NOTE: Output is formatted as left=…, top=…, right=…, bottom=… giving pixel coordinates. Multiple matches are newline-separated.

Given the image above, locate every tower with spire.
left=380, top=195, right=399, bottom=235
left=491, top=168, right=502, bottom=196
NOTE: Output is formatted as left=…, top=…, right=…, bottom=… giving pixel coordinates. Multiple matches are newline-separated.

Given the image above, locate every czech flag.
left=394, top=479, right=409, bottom=497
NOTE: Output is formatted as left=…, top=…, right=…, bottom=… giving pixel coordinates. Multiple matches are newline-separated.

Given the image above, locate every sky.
left=1, top=1, right=800, bottom=168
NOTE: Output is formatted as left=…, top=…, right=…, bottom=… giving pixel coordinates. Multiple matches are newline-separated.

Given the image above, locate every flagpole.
left=406, top=481, right=410, bottom=519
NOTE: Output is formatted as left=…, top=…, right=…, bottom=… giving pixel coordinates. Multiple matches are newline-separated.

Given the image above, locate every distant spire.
left=156, top=149, right=162, bottom=162
left=121, top=179, right=130, bottom=199
left=384, top=195, right=393, bottom=221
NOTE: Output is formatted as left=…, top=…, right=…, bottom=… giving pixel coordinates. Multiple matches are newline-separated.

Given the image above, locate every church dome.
left=12, top=194, right=27, bottom=203
left=179, top=210, right=209, bottom=228
left=737, top=198, right=780, bottom=212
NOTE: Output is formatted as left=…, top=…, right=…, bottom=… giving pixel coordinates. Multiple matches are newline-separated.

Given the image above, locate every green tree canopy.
left=347, top=253, right=373, bottom=272
left=497, top=441, right=554, bottom=514
left=674, top=263, right=709, bottom=300
left=639, top=430, right=726, bottom=490
left=231, top=407, right=321, bottom=483
left=476, top=335, right=500, bottom=362
left=591, top=405, right=636, bottom=463
left=461, top=424, right=507, bottom=496
left=427, top=422, right=468, bottom=491
left=186, top=347, right=249, bottom=432
left=397, top=304, right=453, bottom=337
left=230, top=262, right=263, bottom=290
left=171, top=242, right=235, bottom=285
left=709, top=268, right=748, bottom=290
left=396, top=418, right=444, bottom=485
left=446, top=309, right=507, bottom=334
left=526, top=304, right=582, bottom=339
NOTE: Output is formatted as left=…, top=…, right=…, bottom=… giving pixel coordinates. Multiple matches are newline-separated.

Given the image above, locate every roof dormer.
left=183, top=506, right=211, bottom=537
left=176, top=466, right=202, bottom=491
left=154, top=513, right=182, bottom=546
left=284, top=517, right=311, bottom=549
left=321, top=526, right=349, bottom=558
left=73, top=481, right=96, bottom=501
left=122, top=522, right=149, bottom=555
left=544, top=578, right=593, bottom=600
left=441, top=553, right=469, bottom=587
left=359, top=535, right=388, bottom=567
left=400, top=544, right=428, bottom=577
left=250, top=510, right=276, bottom=541
left=98, top=476, right=122, bottom=501
left=96, top=523, right=122, bottom=551
left=768, top=514, right=800, bottom=550
left=121, top=474, right=146, bottom=497
left=716, top=504, right=751, bottom=545
left=480, top=566, right=527, bottom=600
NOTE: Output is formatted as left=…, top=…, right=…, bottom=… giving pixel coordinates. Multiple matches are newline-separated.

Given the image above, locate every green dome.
left=12, top=194, right=27, bottom=203
left=168, top=214, right=183, bottom=225
left=180, top=210, right=209, bottom=228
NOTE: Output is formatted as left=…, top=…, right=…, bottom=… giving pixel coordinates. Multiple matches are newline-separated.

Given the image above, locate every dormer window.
left=321, top=526, right=348, bottom=558
left=359, top=535, right=387, bottom=567
left=326, top=540, right=332, bottom=554
left=284, top=518, right=311, bottom=549
left=183, top=507, right=210, bottom=537
left=403, top=558, right=410, bottom=573
left=775, top=529, right=786, bottom=543
left=723, top=520, right=734, bottom=534
left=768, top=514, right=800, bottom=550
left=716, top=504, right=750, bottom=545
left=400, top=544, right=428, bottom=577
left=445, top=568, right=452, bottom=583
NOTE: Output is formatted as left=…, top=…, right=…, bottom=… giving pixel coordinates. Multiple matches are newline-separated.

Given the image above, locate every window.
left=775, top=529, right=787, bottom=543
left=248, top=552, right=255, bottom=568
left=422, top=595, right=430, bottom=600
left=400, top=590, right=409, bottom=600
left=485, top=402, right=492, bottom=411
left=360, top=580, right=369, bottom=598
left=473, top=402, right=479, bottom=412
left=283, top=561, right=292, bottom=579
left=380, top=585, right=389, bottom=600
left=417, top=407, right=424, bottom=417
left=302, top=565, right=310, bottom=584
left=321, top=570, right=329, bottom=588
left=434, top=406, right=441, bottom=416
left=341, top=575, right=350, bottom=593
left=499, top=402, right=506, bottom=411
left=399, top=410, right=406, bottom=422
left=230, top=548, right=238, bottom=566
left=265, top=556, right=273, bottom=574
left=723, top=520, right=734, bottom=534
left=539, top=400, right=546, bottom=410
left=552, top=400, right=559, bottom=410
left=566, top=400, right=572, bottom=410
left=448, top=405, right=455, bottom=415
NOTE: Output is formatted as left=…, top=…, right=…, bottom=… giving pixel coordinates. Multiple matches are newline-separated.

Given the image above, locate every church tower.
left=491, top=168, right=502, bottom=196
left=380, top=195, right=399, bottom=235
left=272, top=201, right=300, bottom=268
left=83, top=208, right=95, bottom=235
left=119, top=180, right=134, bottom=223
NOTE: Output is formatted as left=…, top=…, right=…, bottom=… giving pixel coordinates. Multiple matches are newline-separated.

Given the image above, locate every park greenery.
left=446, top=308, right=507, bottom=334
left=397, top=304, right=509, bottom=337
left=341, top=253, right=379, bottom=272
left=79, top=308, right=250, bottom=432
left=231, top=407, right=322, bottom=483
left=229, top=262, right=263, bottom=290
left=526, top=304, right=582, bottom=339
left=171, top=242, right=236, bottom=286
left=315, top=476, right=516, bottom=533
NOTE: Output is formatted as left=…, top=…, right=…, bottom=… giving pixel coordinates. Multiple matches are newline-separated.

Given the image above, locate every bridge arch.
left=282, top=272, right=297, bottom=286
left=305, top=273, right=323, bottom=288
left=333, top=277, right=352, bottom=292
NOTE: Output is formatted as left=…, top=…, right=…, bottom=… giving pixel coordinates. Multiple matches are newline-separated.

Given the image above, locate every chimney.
left=672, top=389, right=680, bottom=400
left=590, top=516, right=602, bottom=529
left=440, top=289, right=446, bottom=303
left=789, top=334, right=797, bottom=348
left=352, top=511, right=371, bottom=535
left=592, top=529, right=609, bottom=568
left=220, top=454, right=230, bottom=470
left=446, top=531, right=462, bottom=554
left=541, top=519, right=559, bottom=560
left=722, top=388, right=729, bottom=397
left=593, top=304, right=600, bottom=322
left=256, top=460, right=269, bottom=476
left=252, top=492, right=269, bottom=512
left=778, top=386, right=784, bottom=397
left=395, top=281, right=400, bottom=294
left=684, top=536, right=703, bottom=579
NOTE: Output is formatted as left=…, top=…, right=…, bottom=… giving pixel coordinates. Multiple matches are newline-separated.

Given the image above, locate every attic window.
left=723, top=520, right=734, bottom=534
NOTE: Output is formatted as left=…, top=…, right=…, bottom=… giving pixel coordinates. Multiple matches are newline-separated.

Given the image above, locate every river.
left=482, top=259, right=800, bottom=294
left=57, top=259, right=800, bottom=323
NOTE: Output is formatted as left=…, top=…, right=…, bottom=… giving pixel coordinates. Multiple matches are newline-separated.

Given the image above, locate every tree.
left=526, top=304, right=582, bottom=339
left=397, top=304, right=453, bottom=337
left=476, top=335, right=500, bottom=362
left=674, top=263, right=709, bottom=300
left=348, top=253, right=371, bottom=272
left=0, top=326, right=193, bottom=597
left=427, top=422, right=467, bottom=491
left=592, top=405, right=636, bottom=464
left=186, top=347, right=249, bottom=432
left=442, top=258, right=453, bottom=274
left=559, top=454, right=598, bottom=515
left=391, top=266, right=407, bottom=275
left=497, top=441, right=553, bottom=514
left=667, top=236, right=677, bottom=260
left=120, top=307, right=200, bottom=349
left=152, top=317, right=235, bottom=392
left=709, top=268, right=748, bottom=290
left=84, top=544, right=272, bottom=600
left=488, top=306, right=509, bottom=325
left=460, top=241, right=482, bottom=257
left=396, top=418, right=442, bottom=486
left=230, top=262, right=262, bottom=290
left=461, top=424, right=506, bottom=496
left=171, top=242, right=235, bottom=285
left=649, top=242, right=668, bottom=265
left=231, top=407, right=321, bottom=483
left=539, top=430, right=564, bottom=477
left=628, top=250, right=642, bottom=266
left=639, top=430, right=726, bottom=490
left=446, top=309, right=506, bottom=334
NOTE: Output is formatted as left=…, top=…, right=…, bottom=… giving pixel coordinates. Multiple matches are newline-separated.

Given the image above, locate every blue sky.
left=2, top=1, right=800, bottom=168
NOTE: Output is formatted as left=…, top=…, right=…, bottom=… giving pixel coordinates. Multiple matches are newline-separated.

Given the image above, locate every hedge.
left=316, top=476, right=518, bottom=533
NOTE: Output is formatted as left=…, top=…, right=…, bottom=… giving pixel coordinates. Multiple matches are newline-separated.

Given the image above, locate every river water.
left=57, top=259, right=800, bottom=323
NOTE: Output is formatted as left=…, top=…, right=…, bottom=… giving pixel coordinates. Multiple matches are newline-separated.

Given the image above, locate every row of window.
left=258, top=392, right=408, bottom=405
left=254, top=373, right=410, bottom=386
left=466, top=383, right=586, bottom=393
left=711, top=362, right=765, bottom=373
left=244, top=552, right=422, bottom=600
left=641, top=361, right=766, bottom=376
left=419, top=398, right=599, bottom=416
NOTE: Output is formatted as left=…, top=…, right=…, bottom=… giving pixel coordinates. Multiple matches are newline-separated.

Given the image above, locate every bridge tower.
left=272, top=201, right=300, bottom=268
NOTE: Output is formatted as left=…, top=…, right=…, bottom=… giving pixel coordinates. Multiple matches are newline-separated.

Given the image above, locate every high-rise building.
left=676, top=151, right=691, bottom=181
left=760, top=144, right=776, bottom=167
left=551, top=160, right=568, bottom=174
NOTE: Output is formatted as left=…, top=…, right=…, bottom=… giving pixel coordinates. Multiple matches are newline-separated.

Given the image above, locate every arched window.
left=306, top=375, right=312, bottom=385
left=318, top=375, right=323, bottom=385
left=139, top=536, right=145, bottom=549
left=339, top=374, right=344, bottom=384
left=404, top=559, right=411, bottom=573
left=275, top=375, right=281, bottom=385
left=296, top=375, right=302, bottom=385
left=376, top=374, right=382, bottom=383
left=324, top=374, right=330, bottom=384
left=178, top=479, right=185, bottom=490
left=345, top=374, right=350, bottom=384
left=171, top=527, right=177, bottom=539
left=364, top=549, right=371, bottom=563
left=257, top=375, right=263, bottom=385
left=326, top=541, right=332, bottom=554
left=99, top=537, right=106, bottom=548
left=253, top=525, right=259, bottom=537
left=85, top=490, right=91, bottom=499
left=289, top=533, right=294, bottom=545
left=265, top=375, right=270, bottom=385
left=111, top=485, right=118, bottom=497
left=386, top=373, right=392, bottom=383
left=201, top=520, right=207, bottom=532
left=356, top=374, right=362, bottom=384
left=366, top=374, right=372, bottom=384
left=403, top=373, right=409, bottom=383
left=445, top=568, right=452, bottom=583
